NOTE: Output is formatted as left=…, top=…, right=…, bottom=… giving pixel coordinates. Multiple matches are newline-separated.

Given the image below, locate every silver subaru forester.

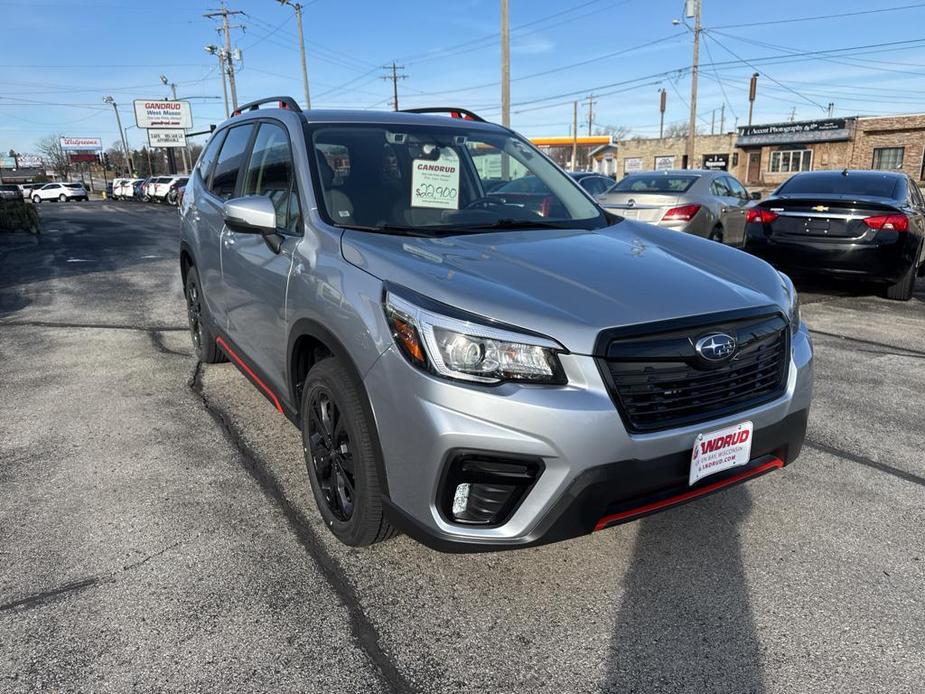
left=179, top=98, right=813, bottom=552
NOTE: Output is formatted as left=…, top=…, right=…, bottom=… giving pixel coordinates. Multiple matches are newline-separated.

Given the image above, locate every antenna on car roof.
left=841, top=168, right=849, bottom=176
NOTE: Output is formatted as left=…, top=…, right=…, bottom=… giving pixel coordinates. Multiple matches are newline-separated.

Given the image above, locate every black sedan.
left=741, top=170, right=925, bottom=300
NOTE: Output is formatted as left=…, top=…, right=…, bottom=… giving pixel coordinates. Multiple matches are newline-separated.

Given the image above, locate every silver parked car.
left=179, top=99, right=812, bottom=551
left=598, top=169, right=755, bottom=244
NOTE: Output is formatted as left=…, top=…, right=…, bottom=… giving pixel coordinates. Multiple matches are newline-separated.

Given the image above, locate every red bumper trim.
left=215, top=336, right=284, bottom=413
left=594, top=457, right=784, bottom=531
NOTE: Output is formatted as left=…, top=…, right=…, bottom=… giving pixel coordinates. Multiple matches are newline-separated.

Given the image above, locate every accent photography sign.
left=60, top=136, right=102, bottom=151
left=147, top=129, right=188, bottom=148
left=133, top=100, right=193, bottom=129
left=737, top=118, right=853, bottom=146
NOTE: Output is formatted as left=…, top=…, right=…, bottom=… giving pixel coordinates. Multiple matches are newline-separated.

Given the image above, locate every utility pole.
left=789, top=106, right=797, bottom=122
left=501, top=0, right=510, bottom=127
left=278, top=0, right=311, bottom=108
left=585, top=94, right=596, bottom=136
left=104, top=96, right=134, bottom=175
left=711, top=109, right=715, bottom=135
left=686, top=0, right=701, bottom=170
left=381, top=62, right=407, bottom=111
left=720, top=103, right=725, bottom=133
left=571, top=100, right=578, bottom=171
left=659, top=88, right=667, bottom=139
left=827, top=102, right=835, bottom=117
left=204, top=2, right=244, bottom=111
left=747, top=72, right=758, bottom=126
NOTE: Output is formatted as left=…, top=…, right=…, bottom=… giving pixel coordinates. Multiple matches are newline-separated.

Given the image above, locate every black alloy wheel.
left=185, top=279, right=204, bottom=353
left=307, top=387, right=356, bottom=521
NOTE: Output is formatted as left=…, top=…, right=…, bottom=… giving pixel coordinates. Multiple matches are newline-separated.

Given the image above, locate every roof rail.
left=400, top=107, right=486, bottom=122
left=231, top=96, right=302, bottom=117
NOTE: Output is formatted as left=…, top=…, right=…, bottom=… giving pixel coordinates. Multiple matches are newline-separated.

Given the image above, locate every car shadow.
left=601, top=485, right=765, bottom=693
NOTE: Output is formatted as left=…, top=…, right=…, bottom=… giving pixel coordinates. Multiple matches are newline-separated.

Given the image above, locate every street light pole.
left=205, top=44, right=230, bottom=117
left=104, top=96, right=134, bottom=175
left=161, top=75, right=190, bottom=174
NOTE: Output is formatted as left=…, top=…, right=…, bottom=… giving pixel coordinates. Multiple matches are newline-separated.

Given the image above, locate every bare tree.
left=662, top=121, right=703, bottom=139
left=35, top=134, right=71, bottom=179
left=594, top=124, right=631, bottom=141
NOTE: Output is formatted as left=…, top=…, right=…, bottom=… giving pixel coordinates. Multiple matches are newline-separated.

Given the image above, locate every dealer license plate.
left=689, top=420, right=753, bottom=486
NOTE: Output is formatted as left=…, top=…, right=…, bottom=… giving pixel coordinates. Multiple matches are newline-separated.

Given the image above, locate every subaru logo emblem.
left=626, top=198, right=636, bottom=207
left=695, top=333, right=737, bottom=362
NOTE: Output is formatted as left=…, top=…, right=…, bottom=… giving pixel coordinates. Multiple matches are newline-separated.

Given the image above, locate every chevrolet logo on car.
left=812, top=205, right=830, bottom=212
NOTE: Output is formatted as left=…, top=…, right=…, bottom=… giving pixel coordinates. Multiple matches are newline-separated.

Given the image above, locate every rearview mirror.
left=223, top=196, right=277, bottom=234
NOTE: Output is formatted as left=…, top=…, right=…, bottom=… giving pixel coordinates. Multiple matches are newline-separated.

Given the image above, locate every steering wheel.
left=465, top=195, right=507, bottom=210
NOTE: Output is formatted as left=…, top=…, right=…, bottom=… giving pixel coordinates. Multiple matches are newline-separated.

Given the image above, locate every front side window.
left=241, top=122, right=301, bottom=234
left=210, top=124, right=255, bottom=199
left=710, top=178, right=732, bottom=197
left=872, top=147, right=904, bottom=171
left=724, top=176, right=749, bottom=200
left=769, top=149, right=812, bottom=173
left=308, top=124, right=606, bottom=233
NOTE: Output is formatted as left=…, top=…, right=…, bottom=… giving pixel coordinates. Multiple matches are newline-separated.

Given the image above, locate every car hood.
left=341, top=220, right=789, bottom=355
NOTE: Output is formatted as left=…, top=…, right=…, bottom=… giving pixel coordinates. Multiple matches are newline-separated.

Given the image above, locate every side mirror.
left=223, top=196, right=277, bottom=235
left=750, top=191, right=762, bottom=200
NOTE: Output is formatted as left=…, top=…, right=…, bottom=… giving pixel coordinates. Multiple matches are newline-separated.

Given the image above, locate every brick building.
left=593, top=113, right=925, bottom=190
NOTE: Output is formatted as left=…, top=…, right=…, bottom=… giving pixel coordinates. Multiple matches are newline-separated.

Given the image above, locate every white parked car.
left=150, top=175, right=182, bottom=202
left=18, top=183, right=41, bottom=201
left=32, top=182, right=89, bottom=203
left=113, top=177, right=142, bottom=200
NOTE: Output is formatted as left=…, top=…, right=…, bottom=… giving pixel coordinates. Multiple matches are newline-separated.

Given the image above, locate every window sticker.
left=411, top=148, right=460, bottom=209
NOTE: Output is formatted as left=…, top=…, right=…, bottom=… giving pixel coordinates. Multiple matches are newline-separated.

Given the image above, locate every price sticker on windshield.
left=411, top=149, right=460, bottom=210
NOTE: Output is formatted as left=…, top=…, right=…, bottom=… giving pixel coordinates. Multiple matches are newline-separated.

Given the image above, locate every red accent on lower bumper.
left=594, top=457, right=784, bottom=531
left=215, top=336, right=284, bottom=413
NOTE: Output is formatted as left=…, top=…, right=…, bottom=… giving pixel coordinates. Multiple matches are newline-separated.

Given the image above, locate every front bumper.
left=364, top=323, right=813, bottom=552
left=743, top=227, right=917, bottom=283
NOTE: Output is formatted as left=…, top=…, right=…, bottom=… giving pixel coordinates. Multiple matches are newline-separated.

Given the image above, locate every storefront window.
left=872, top=147, right=904, bottom=170
left=769, top=149, right=812, bottom=173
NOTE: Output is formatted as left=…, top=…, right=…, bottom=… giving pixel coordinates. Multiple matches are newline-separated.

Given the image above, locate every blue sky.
left=3, top=0, right=925, bottom=154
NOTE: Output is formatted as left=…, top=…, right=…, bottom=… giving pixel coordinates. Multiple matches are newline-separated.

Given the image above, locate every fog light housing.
left=441, top=453, right=543, bottom=526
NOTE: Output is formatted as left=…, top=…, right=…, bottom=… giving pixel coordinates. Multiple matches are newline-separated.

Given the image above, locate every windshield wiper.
left=454, top=218, right=571, bottom=231
left=335, top=223, right=440, bottom=237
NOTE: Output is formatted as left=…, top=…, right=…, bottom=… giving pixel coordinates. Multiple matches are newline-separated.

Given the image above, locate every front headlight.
left=778, top=271, right=800, bottom=336
left=384, top=291, right=567, bottom=385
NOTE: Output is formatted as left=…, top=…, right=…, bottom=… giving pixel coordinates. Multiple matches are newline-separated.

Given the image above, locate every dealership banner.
left=133, top=100, right=192, bottom=129
left=17, top=154, right=43, bottom=168
left=60, top=136, right=102, bottom=151
left=147, top=129, right=188, bottom=148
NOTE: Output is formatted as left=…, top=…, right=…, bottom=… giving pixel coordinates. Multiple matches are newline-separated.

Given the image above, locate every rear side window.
left=612, top=175, right=698, bottom=193
left=777, top=172, right=899, bottom=199
left=196, top=130, right=226, bottom=184
left=241, top=122, right=301, bottom=234
left=211, top=125, right=256, bottom=199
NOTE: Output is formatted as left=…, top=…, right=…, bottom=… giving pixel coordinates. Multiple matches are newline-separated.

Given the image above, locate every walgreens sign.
left=60, top=136, right=102, bottom=151
left=133, top=100, right=192, bottom=129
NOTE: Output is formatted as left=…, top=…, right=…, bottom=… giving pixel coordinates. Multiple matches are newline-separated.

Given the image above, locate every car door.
left=220, top=119, right=302, bottom=395
left=40, top=183, right=59, bottom=200
left=719, top=175, right=751, bottom=245
left=197, top=123, right=255, bottom=330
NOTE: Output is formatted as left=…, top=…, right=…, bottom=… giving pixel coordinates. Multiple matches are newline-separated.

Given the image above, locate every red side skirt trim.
left=215, top=336, right=284, bottom=414
left=594, top=457, right=784, bottom=531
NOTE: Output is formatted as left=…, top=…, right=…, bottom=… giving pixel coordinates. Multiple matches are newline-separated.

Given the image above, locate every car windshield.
left=610, top=174, right=698, bottom=193
left=308, top=123, right=607, bottom=234
left=777, top=172, right=899, bottom=198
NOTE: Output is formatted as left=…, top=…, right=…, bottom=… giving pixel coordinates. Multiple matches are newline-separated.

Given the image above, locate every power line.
left=710, top=2, right=925, bottom=30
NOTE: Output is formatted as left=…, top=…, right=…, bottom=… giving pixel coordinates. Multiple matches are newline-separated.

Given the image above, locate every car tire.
left=885, top=261, right=917, bottom=301
left=167, top=190, right=178, bottom=206
left=58, top=194, right=67, bottom=202
left=709, top=225, right=725, bottom=243
left=301, top=357, right=395, bottom=547
left=184, top=266, right=226, bottom=363
left=32, top=195, right=41, bottom=204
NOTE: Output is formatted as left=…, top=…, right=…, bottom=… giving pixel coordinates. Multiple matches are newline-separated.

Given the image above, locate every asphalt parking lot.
left=1, top=201, right=923, bottom=693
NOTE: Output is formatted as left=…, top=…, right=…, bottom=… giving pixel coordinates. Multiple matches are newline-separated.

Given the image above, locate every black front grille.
left=599, top=312, right=789, bottom=433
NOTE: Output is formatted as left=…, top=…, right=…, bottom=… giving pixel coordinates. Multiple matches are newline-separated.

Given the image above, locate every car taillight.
left=863, top=214, right=908, bottom=232
left=745, top=208, right=779, bottom=224
left=662, top=204, right=701, bottom=222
